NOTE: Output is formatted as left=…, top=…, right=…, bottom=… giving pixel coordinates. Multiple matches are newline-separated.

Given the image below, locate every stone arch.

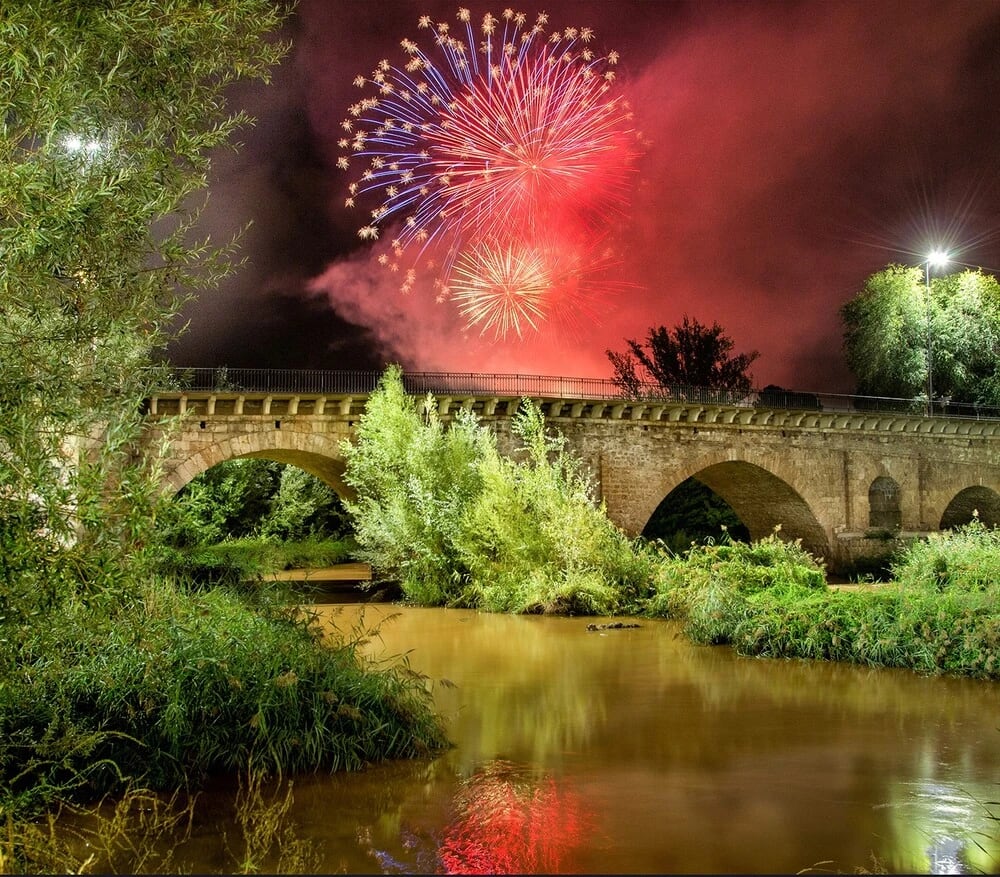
left=644, top=459, right=830, bottom=562
left=868, top=476, right=901, bottom=530
left=163, top=430, right=352, bottom=499
left=940, top=486, right=1000, bottom=529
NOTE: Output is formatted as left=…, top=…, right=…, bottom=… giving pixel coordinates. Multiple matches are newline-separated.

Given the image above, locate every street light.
left=924, top=249, right=949, bottom=416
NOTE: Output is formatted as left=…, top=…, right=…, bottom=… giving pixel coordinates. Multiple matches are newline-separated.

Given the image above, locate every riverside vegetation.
left=342, top=367, right=1000, bottom=682
left=0, top=3, right=447, bottom=872
left=5, top=381, right=998, bottom=871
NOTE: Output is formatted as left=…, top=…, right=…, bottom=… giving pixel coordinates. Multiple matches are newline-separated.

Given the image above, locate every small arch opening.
left=868, top=476, right=901, bottom=531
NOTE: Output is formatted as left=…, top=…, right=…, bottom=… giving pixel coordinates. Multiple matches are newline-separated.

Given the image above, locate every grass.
left=641, top=521, right=1000, bottom=680
left=0, top=575, right=448, bottom=821
left=155, top=536, right=359, bottom=587
left=0, top=772, right=322, bottom=875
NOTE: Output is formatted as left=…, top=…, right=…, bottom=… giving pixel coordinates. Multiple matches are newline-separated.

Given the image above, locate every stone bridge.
left=144, top=370, right=1000, bottom=575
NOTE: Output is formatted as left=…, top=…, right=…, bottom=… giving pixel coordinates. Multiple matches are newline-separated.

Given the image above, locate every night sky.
left=166, top=0, right=1000, bottom=394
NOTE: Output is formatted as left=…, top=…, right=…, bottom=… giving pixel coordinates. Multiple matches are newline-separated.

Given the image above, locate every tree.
left=606, top=316, right=759, bottom=398
left=841, top=265, right=1000, bottom=407
left=0, top=1, right=288, bottom=614
left=340, top=367, right=653, bottom=613
left=339, top=365, right=491, bottom=604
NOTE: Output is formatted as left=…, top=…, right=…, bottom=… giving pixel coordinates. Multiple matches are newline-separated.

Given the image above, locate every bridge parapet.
left=146, top=388, right=1000, bottom=437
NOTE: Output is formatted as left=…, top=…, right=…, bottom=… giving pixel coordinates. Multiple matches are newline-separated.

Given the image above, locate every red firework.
left=339, top=7, right=642, bottom=337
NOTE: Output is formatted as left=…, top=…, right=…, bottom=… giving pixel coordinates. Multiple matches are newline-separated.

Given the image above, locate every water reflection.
left=367, top=759, right=588, bottom=874
left=317, top=605, right=1000, bottom=874
left=167, top=605, right=1000, bottom=873
left=881, top=780, right=1000, bottom=874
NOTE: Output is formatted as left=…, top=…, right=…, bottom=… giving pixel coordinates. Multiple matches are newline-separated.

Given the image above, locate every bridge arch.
left=639, top=456, right=830, bottom=561
left=163, top=431, right=352, bottom=498
left=940, top=485, right=1000, bottom=530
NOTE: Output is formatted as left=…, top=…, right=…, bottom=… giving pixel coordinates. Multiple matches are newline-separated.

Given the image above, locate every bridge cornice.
left=145, top=390, right=1000, bottom=438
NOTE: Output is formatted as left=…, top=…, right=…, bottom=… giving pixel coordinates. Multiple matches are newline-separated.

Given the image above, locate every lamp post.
left=924, top=249, right=949, bottom=416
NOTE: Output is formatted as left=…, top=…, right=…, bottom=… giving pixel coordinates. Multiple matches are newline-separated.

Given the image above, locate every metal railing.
left=152, top=367, right=1000, bottom=421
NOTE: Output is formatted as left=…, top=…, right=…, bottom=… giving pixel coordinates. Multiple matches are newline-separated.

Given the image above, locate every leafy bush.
left=890, top=516, right=1000, bottom=594
left=162, top=459, right=352, bottom=549
left=645, top=522, right=1000, bottom=679
left=643, top=532, right=826, bottom=641
left=342, top=367, right=656, bottom=614
left=340, top=366, right=490, bottom=603
left=455, top=400, right=655, bottom=614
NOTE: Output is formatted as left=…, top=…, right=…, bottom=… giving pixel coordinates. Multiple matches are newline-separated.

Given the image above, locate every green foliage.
left=156, top=460, right=354, bottom=585
left=163, top=459, right=351, bottom=549
left=644, top=522, right=1000, bottom=679
left=164, top=459, right=282, bottom=547
left=642, top=477, right=749, bottom=553
left=456, top=400, right=655, bottom=614
left=342, top=367, right=656, bottom=614
left=0, top=0, right=290, bottom=616
left=890, top=516, right=1000, bottom=594
left=0, top=579, right=448, bottom=820
left=607, top=315, right=759, bottom=397
left=341, top=365, right=490, bottom=604
left=262, top=465, right=350, bottom=542
left=643, top=533, right=827, bottom=641
left=0, top=2, right=450, bottom=835
left=841, top=265, right=1000, bottom=405
left=156, top=537, right=358, bottom=588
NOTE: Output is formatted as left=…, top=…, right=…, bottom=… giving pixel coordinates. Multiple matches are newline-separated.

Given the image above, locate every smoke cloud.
left=170, top=0, right=1000, bottom=393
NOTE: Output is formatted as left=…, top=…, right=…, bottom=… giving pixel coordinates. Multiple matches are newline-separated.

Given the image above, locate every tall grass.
left=0, top=577, right=448, bottom=821
left=0, top=772, right=322, bottom=875
left=643, top=522, right=1000, bottom=679
left=155, top=536, right=358, bottom=587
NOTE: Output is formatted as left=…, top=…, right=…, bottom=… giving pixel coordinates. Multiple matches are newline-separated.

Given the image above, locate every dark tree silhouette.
left=606, top=316, right=759, bottom=397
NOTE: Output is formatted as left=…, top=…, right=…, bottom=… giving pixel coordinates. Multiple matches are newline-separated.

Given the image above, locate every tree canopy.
left=841, top=265, right=1000, bottom=407
left=606, top=316, right=759, bottom=398
left=0, top=0, right=289, bottom=613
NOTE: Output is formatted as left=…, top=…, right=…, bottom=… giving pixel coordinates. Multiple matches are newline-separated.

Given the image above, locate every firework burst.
left=339, top=7, right=642, bottom=337
left=451, top=241, right=551, bottom=340
left=450, top=231, right=629, bottom=340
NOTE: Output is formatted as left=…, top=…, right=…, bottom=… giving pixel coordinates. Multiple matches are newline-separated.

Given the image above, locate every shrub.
left=342, top=367, right=656, bottom=614
left=646, top=521, right=1000, bottom=680
left=643, top=532, right=827, bottom=643
left=455, top=400, right=655, bottom=615
left=341, top=366, right=488, bottom=603
left=890, top=517, right=1000, bottom=594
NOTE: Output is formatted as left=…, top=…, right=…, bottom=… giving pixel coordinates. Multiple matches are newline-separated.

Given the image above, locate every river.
left=177, top=603, right=999, bottom=874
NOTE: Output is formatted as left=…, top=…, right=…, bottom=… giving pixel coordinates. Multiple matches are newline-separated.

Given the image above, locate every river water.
left=183, top=603, right=1000, bottom=874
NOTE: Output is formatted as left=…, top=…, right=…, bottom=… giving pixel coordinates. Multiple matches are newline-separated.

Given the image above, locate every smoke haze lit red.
left=169, top=0, right=1000, bottom=394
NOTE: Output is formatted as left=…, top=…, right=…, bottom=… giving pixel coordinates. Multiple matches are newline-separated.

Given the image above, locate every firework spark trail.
left=339, top=7, right=643, bottom=337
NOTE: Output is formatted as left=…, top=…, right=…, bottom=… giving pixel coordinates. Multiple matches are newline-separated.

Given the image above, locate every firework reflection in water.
left=339, top=7, right=642, bottom=339
left=369, top=759, right=588, bottom=875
